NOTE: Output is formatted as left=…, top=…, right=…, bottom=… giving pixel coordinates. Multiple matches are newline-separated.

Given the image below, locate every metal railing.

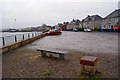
left=0, top=32, right=42, bottom=47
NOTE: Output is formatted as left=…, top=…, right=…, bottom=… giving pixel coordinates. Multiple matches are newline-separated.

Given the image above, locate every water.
left=0, top=32, right=42, bottom=47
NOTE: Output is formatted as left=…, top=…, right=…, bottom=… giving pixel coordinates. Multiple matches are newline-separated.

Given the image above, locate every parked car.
left=84, top=29, right=92, bottom=32
left=73, top=29, right=78, bottom=32
left=46, top=29, right=62, bottom=35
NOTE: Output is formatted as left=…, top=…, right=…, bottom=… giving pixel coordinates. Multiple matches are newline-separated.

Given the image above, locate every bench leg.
left=59, top=54, right=65, bottom=60
left=41, top=51, right=47, bottom=57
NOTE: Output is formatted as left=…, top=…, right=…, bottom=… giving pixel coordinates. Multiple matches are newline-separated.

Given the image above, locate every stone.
left=80, top=56, right=98, bottom=66
left=80, top=56, right=98, bottom=75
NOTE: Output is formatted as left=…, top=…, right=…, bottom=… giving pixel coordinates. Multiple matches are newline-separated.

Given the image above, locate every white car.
left=73, top=29, right=78, bottom=32
left=84, top=29, right=92, bottom=32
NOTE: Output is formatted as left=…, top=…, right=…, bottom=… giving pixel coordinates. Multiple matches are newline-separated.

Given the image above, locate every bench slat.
left=37, top=48, right=68, bottom=54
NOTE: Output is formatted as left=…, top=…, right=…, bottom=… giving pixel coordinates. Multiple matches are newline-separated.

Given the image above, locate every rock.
left=20, top=70, right=23, bottom=72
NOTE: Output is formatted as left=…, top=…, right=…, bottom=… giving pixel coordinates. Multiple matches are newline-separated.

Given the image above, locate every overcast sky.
left=1, top=0, right=119, bottom=29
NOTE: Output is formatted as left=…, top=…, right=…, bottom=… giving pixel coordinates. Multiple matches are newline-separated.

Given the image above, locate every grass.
left=79, top=73, right=104, bottom=80
left=41, top=71, right=51, bottom=77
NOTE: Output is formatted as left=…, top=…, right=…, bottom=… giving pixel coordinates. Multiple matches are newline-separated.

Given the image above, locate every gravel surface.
left=2, top=31, right=118, bottom=78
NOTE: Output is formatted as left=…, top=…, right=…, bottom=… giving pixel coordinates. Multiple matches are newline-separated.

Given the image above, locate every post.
left=23, top=34, right=24, bottom=40
left=28, top=33, right=30, bottom=38
left=15, top=35, right=17, bottom=42
left=59, top=54, right=65, bottom=60
left=32, top=33, right=34, bottom=37
left=41, top=51, right=47, bottom=57
left=2, top=37, right=5, bottom=46
left=35, top=32, right=36, bottom=36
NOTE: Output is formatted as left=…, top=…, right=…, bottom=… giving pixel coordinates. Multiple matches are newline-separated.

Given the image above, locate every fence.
left=0, top=32, right=42, bottom=47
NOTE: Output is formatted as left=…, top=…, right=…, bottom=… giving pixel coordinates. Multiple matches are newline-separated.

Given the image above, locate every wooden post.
left=28, top=33, right=30, bottom=38
left=15, top=35, right=17, bottom=42
left=32, top=33, right=34, bottom=37
left=23, top=34, right=24, bottom=40
left=59, top=54, right=65, bottom=60
left=2, top=37, right=5, bottom=46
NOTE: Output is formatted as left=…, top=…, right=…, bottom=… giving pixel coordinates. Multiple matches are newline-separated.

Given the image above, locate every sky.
left=0, top=0, right=120, bottom=29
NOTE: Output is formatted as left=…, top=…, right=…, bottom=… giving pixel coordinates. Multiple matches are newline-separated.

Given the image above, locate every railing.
left=0, top=32, right=42, bottom=47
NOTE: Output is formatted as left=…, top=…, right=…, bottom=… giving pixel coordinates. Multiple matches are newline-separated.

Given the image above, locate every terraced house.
left=60, top=22, right=69, bottom=30
left=67, top=19, right=80, bottom=30
left=82, top=15, right=103, bottom=30
left=101, top=9, right=120, bottom=31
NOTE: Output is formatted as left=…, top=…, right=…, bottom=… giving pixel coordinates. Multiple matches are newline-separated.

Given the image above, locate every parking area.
left=27, top=31, right=118, bottom=55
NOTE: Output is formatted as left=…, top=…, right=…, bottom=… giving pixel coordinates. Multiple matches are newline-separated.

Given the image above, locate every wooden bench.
left=37, top=48, right=68, bottom=60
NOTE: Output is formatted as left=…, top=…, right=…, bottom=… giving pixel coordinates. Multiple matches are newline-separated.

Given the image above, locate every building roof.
left=69, top=19, right=80, bottom=25
left=83, top=15, right=102, bottom=22
left=105, top=9, right=120, bottom=19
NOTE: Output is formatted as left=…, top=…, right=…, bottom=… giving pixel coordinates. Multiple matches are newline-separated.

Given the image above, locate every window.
left=55, top=29, right=58, bottom=31
left=104, top=25, right=105, bottom=28
left=108, top=19, right=111, bottom=23
left=114, top=18, right=118, bottom=22
left=52, top=30, right=55, bottom=32
left=114, top=25, right=117, bottom=27
left=104, top=20, right=106, bottom=23
left=109, top=24, right=111, bottom=28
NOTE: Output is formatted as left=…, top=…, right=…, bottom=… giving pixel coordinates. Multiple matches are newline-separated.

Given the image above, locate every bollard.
left=32, top=33, right=34, bottom=37
left=28, top=33, right=30, bottom=38
left=2, top=37, right=5, bottom=46
left=15, top=35, right=17, bottom=42
left=23, top=34, right=24, bottom=40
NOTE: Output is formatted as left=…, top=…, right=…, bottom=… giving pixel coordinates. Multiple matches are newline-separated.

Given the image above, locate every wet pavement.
left=26, top=31, right=118, bottom=55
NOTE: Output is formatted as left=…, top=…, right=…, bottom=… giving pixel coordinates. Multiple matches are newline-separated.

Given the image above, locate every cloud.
left=2, top=1, right=118, bottom=29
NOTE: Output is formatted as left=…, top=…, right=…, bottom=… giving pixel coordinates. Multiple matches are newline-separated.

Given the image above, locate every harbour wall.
left=0, top=33, right=46, bottom=54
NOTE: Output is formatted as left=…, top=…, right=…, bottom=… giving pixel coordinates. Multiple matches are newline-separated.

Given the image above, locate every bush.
left=94, top=28, right=101, bottom=31
left=119, top=28, right=120, bottom=32
left=41, top=71, right=51, bottom=77
left=115, top=29, right=118, bottom=32
left=77, top=28, right=84, bottom=31
left=62, top=28, right=67, bottom=31
left=101, top=29, right=116, bottom=32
